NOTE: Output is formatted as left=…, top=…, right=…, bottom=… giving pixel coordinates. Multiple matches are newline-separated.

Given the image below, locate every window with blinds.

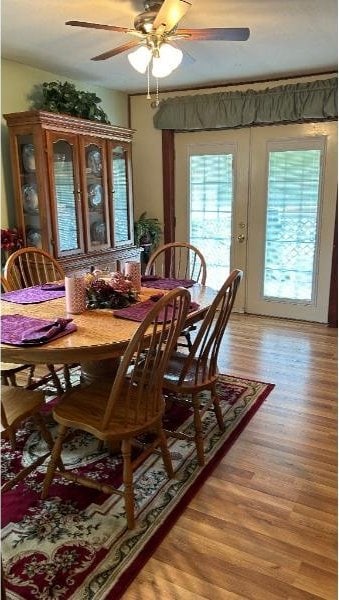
left=189, top=154, right=233, bottom=288
left=264, top=149, right=322, bottom=301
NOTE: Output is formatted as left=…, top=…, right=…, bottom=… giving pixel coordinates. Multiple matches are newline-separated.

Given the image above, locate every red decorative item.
left=1, top=227, right=24, bottom=267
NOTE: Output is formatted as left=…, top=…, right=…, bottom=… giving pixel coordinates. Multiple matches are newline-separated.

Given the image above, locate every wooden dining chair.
left=4, top=247, right=65, bottom=290
left=1, top=385, right=54, bottom=492
left=0, top=275, right=35, bottom=388
left=162, top=269, right=243, bottom=466
left=41, top=287, right=191, bottom=529
left=3, top=247, right=72, bottom=393
left=145, top=242, right=207, bottom=349
left=145, top=241, right=207, bottom=283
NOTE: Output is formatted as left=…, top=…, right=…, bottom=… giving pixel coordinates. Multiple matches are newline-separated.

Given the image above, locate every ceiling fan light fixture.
left=151, top=42, right=183, bottom=78
left=127, top=45, right=152, bottom=73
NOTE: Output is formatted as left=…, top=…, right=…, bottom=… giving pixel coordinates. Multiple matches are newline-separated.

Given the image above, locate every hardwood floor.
left=123, top=314, right=338, bottom=600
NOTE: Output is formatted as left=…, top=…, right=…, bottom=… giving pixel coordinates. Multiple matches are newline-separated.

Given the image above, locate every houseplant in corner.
left=134, top=212, right=162, bottom=269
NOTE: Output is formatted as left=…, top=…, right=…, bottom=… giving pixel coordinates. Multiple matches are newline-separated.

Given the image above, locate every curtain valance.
left=153, top=77, right=337, bottom=131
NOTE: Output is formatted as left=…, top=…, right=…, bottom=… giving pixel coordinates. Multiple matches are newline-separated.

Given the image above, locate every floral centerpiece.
left=1, top=227, right=24, bottom=267
left=84, top=271, right=137, bottom=309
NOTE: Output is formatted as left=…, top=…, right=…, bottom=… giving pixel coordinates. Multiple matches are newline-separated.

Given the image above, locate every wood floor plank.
left=123, top=314, right=337, bottom=599
left=127, top=560, right=251, bottom=600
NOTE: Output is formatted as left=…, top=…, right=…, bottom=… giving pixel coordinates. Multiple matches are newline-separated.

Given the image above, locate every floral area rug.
left=1, top=367, right=274, bottom=599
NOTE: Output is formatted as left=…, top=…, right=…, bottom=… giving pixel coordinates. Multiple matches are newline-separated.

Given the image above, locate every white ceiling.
left=2, top=0, right=338, bottom=95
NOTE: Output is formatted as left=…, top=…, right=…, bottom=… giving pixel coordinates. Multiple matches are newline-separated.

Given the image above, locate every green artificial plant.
left=30, top=81, right=110, bottom=123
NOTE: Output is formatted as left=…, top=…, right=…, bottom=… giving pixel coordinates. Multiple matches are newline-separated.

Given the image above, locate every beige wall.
left=1, top=59, right=129, bottom=226
left=2, top=62, right=336, bottom=236
left=130, top=73, right=337, bottom=236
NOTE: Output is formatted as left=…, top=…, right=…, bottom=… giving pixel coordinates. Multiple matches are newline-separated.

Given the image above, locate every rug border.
left=111, top=378, right=275, bottom=599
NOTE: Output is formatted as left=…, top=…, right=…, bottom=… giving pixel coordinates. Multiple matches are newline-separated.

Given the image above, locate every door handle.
left=237, top=234, right=246, bottom=243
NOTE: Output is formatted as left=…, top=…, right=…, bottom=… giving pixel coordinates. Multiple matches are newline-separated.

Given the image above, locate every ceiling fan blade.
left=153, top=0, right=192, bottom=34
left=91, top=40, right=141, bottom=61
left=176, top=27, right=250, bottom=41
left=66, top=20, right=130, bottom=33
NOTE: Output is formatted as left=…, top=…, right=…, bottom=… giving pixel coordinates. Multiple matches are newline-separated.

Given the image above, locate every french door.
left=175, top=122, right=337, bottom=322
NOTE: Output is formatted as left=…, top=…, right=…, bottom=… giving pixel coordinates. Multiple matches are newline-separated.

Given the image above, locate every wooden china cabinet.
left=4, top=110, right=140, bottom=273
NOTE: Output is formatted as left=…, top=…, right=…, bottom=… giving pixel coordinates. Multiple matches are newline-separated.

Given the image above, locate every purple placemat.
left=141, top=277, right=195, bottom=290
left=1, top=285, right=65, bottom=304
left=1, top=314, right=77, bottom=346
left=114, top=300, right=200, bottom=323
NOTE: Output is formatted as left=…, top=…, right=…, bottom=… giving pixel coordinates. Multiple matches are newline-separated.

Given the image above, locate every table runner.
left=1, top=284, right=65, bottom=304
left=114, top=299, right=200, bottom=323
left=1, top=314, right=77, bottom=346
left=141, top=276, right=195, bottom=290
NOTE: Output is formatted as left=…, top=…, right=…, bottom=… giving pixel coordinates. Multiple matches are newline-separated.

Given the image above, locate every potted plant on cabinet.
left=30, top=81, right=110, bottom=123
left=134, top=212, right=162, bottom=270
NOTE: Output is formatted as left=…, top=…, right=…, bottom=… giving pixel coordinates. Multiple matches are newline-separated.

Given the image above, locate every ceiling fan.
left=66, top=0, right=250, bottom=75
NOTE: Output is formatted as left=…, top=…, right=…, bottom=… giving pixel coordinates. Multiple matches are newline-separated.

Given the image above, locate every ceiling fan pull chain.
left=147, top=62, right=151, bottom=100
left=155, top=77, right=159, bottom=107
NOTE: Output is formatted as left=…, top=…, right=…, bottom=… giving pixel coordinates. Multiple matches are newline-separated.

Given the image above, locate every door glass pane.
left=112, top=146, right=130, bottom=244
left=190, top=154, right=233, bottom=287
left=53, top=140, right=80, bottom=252
left=264, top=149, right=321, bottom=301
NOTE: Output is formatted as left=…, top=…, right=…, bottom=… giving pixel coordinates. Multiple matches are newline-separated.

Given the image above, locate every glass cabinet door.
left=109, top=143, right=134, bottom=247
left=17, top=134, right=43, bottom=248
left=82, top=139, right=111, bottom=251
left=47, top=133, right=85, bottom=257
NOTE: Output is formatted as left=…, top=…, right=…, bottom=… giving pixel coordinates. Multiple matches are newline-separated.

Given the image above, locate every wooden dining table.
left=1, top=284, right=218, bottom=384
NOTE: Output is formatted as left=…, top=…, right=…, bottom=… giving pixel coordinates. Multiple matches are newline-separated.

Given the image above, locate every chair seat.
left=163, top=352, right=217, bottom=392
left=1, top=385, right=54, bottom=491
left=53, top=380, right=167, bottom=440
left=1, top=386, right=45, bottom=430
left=1, top=362, right=35, bottom=388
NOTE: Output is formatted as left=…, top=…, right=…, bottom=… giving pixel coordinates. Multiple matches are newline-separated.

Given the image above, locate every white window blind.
left=189, top=154, right=233, bottom=288
left=264, top=149, right=322, bottom=301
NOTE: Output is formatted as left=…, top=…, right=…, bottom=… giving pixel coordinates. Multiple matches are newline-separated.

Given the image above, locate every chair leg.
left=33, top=413, right=55, bottom=452
left=63, top=365, right=72, bottom=391
left=157, top=425, right=174, bottom=478
left=41, top=424, right=68, bottom=499
left=1, top=557, right=6, bottom=600
left=121, top=439, right=135, bottom=529
left=46, top=364, right=64, bottom=395
left=184, top=331, right=193, bottom=350
left=7, top=427, right=17, bottom=450
left=26, top=365, right=36, bottom=388
left=8, top=373, right=18, bottom=387
left=192, top=394, right=205, bottom=466
left=212, top=382, right=225, bottom=432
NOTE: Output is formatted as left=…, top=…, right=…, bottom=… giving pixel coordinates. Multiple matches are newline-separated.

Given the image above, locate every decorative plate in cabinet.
left=22, top=184, right=39, bottom=213
left=26, top=228, right=42, bottom=247
left=87, top=149, right=102, bottom=176
left=91, top=220, right=106, bottom=243
left=22, top=144, right=36, bottom=173
left=88, top=183, right=103, bottom=209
